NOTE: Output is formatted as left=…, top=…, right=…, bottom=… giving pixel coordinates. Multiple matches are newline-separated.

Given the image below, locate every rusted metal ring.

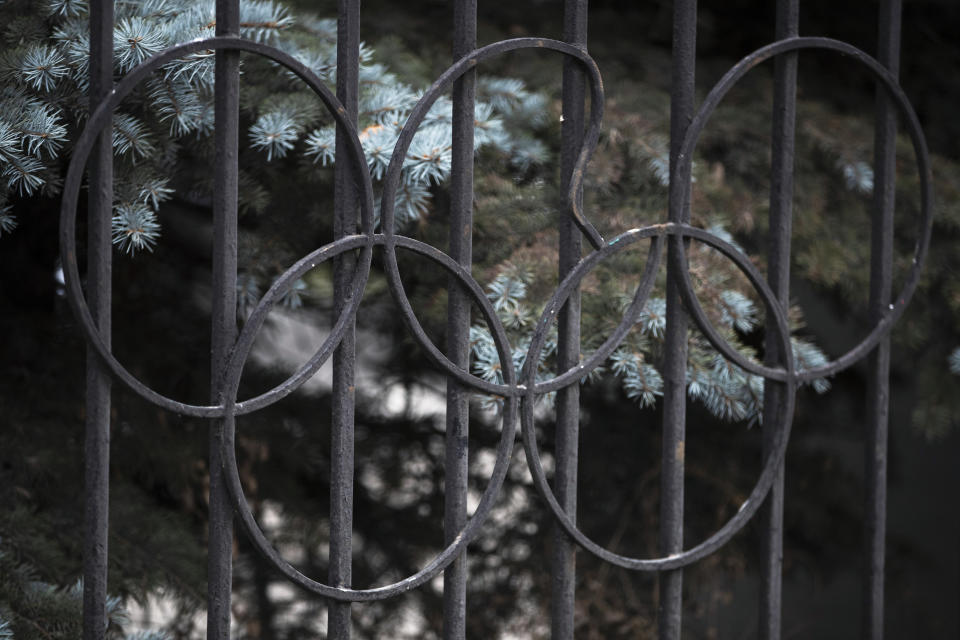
left=377, top=38, right=606, bottom=398
left=218, top=234, right=518, bottom=601
left=58, top=36, right=375, bottom=418
left=520, top=223, right=797, bottom=571
left=670, top=37, right=934, bottom=383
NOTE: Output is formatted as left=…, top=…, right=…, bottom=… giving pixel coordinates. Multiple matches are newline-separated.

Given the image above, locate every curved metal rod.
left=58, top=36, right=376, bottom=418
left=670, top=37, right=934, bottom=382
left=520, top=222, right=797, bottom=571
left=375, top=38, right=608, bottom=394
left=218, top=234, right=519, bottom=601
left=529, top=233, right=664, bottom=394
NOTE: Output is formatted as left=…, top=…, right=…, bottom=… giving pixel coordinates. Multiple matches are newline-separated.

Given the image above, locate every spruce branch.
left=2, top=153, right=45, bottom=195
left=405, top=126, right=452, bottom=185
left=477, top=77, right=527, bottom=114
left=360, top=123, right=399, bottom=180
left=472, top=102, right=508, bottom=150
left=611, top=349, right=664, bottom=407
left=114, top=17, right=168, bottom=72
left=0, top=204, right=16, bottom=236
left=718, top=289, right=757, bottom=333
left=304, top=126, right=336, bottom=166
left=147, top=76, right=207, bottom=137
left=166, top=50, right=215, bottom=90
left=113, top=113, right=157, bottom=160
left=791, top=337, right=831, bottom=393
left=250, top=111, right=303, bottom=161
left=112, top=203, right=161, bottom=254
left=0, top=120, right=20, bottom=159
left=360, top=85, right=418, bottom=125
left=238, top=0, right=293, bottom=43
left=45, top=0, right=88, bottom=19
left=115, top=166, right=173, bottom=210
left=18, top=103, right=68, bottom=158
left=18, top=45, right=68, bottom=92
left=54, top=27, right=90, bottom=88
left=382, top=178, right=431, bottom=226
left=636, top=297, right=667, bottom=339
left=839, top=159, right=874, bottom=194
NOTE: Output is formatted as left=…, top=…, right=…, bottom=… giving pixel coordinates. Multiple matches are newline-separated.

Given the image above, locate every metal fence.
left=59, top=0, right=934, bottom=638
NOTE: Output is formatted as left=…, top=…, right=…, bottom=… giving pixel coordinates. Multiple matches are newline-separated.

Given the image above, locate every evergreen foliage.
left=0, top=0, right=543, bottom=247
left=0, top=538, right=172, bottom=639
left=6, top=0, right=951, bottom=432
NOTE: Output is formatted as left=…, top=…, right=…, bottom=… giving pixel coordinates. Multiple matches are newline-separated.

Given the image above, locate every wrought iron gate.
left=59, top=0, right=934, bottom=637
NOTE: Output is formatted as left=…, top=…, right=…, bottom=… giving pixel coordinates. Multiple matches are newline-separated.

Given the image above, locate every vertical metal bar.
left=329, top=1, right=360, bottom=637
left=660, top=1, right=696, bottom=638
left=443, top=1, right=476, bottom=638
left=209, top=0, right=240, bottom=637
left=759, top=2, right=798, bottom=638
left=82, top=0, right=112, bottom=636
left=864, top=2, right=900, bottom=638
left=552, top=1, right=587, bottom=638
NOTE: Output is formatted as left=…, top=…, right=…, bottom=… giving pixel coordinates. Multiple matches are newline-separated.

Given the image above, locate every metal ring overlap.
left=521, top=222, right=797, bottom=570
left=669, top=37, right=934, bottom=383
left=59, top=30, right=935, bottom=595
left=218, top=234, right=519, bottom=601
left=59, top=36, right=376, bottom=418
left=531, top=232, right=664, bottom=395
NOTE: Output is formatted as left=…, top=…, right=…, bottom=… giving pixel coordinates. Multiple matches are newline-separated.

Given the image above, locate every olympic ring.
left=520, top=223, right=797, bottom=570
left=218, top=234, right=518, bottom=601
left=377, top=38, right=606, bottom=397
left=669, top=37, right=934, bottom=383
left=59, top=37, right=376, bottom=418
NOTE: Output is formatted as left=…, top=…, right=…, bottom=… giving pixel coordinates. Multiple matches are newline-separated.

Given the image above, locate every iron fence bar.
left=864, top=1, right=901, bottom=637
left=82, top=0, right=113, bottom=635
left=660, top=0, right=697, bottom=637
left=209, top=0, right=241, bottom=637
left=553, top=1, right=588, bottom=637
left=760, top=1, right=799, bottom=638
left=443, top=0, right=477, bottom=638
left=330, top=0, right=361, bottom=636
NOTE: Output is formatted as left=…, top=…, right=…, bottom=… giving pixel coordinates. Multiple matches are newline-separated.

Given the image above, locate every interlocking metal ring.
left=668, top=37, right=934, bottom=384
left=218, top=232, right=520, bottom=600
left=59, top=37, right=375, bottom=419
left=520, top=223, right=797, bottom=571
left=378, top=38, right=606, bottom=399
